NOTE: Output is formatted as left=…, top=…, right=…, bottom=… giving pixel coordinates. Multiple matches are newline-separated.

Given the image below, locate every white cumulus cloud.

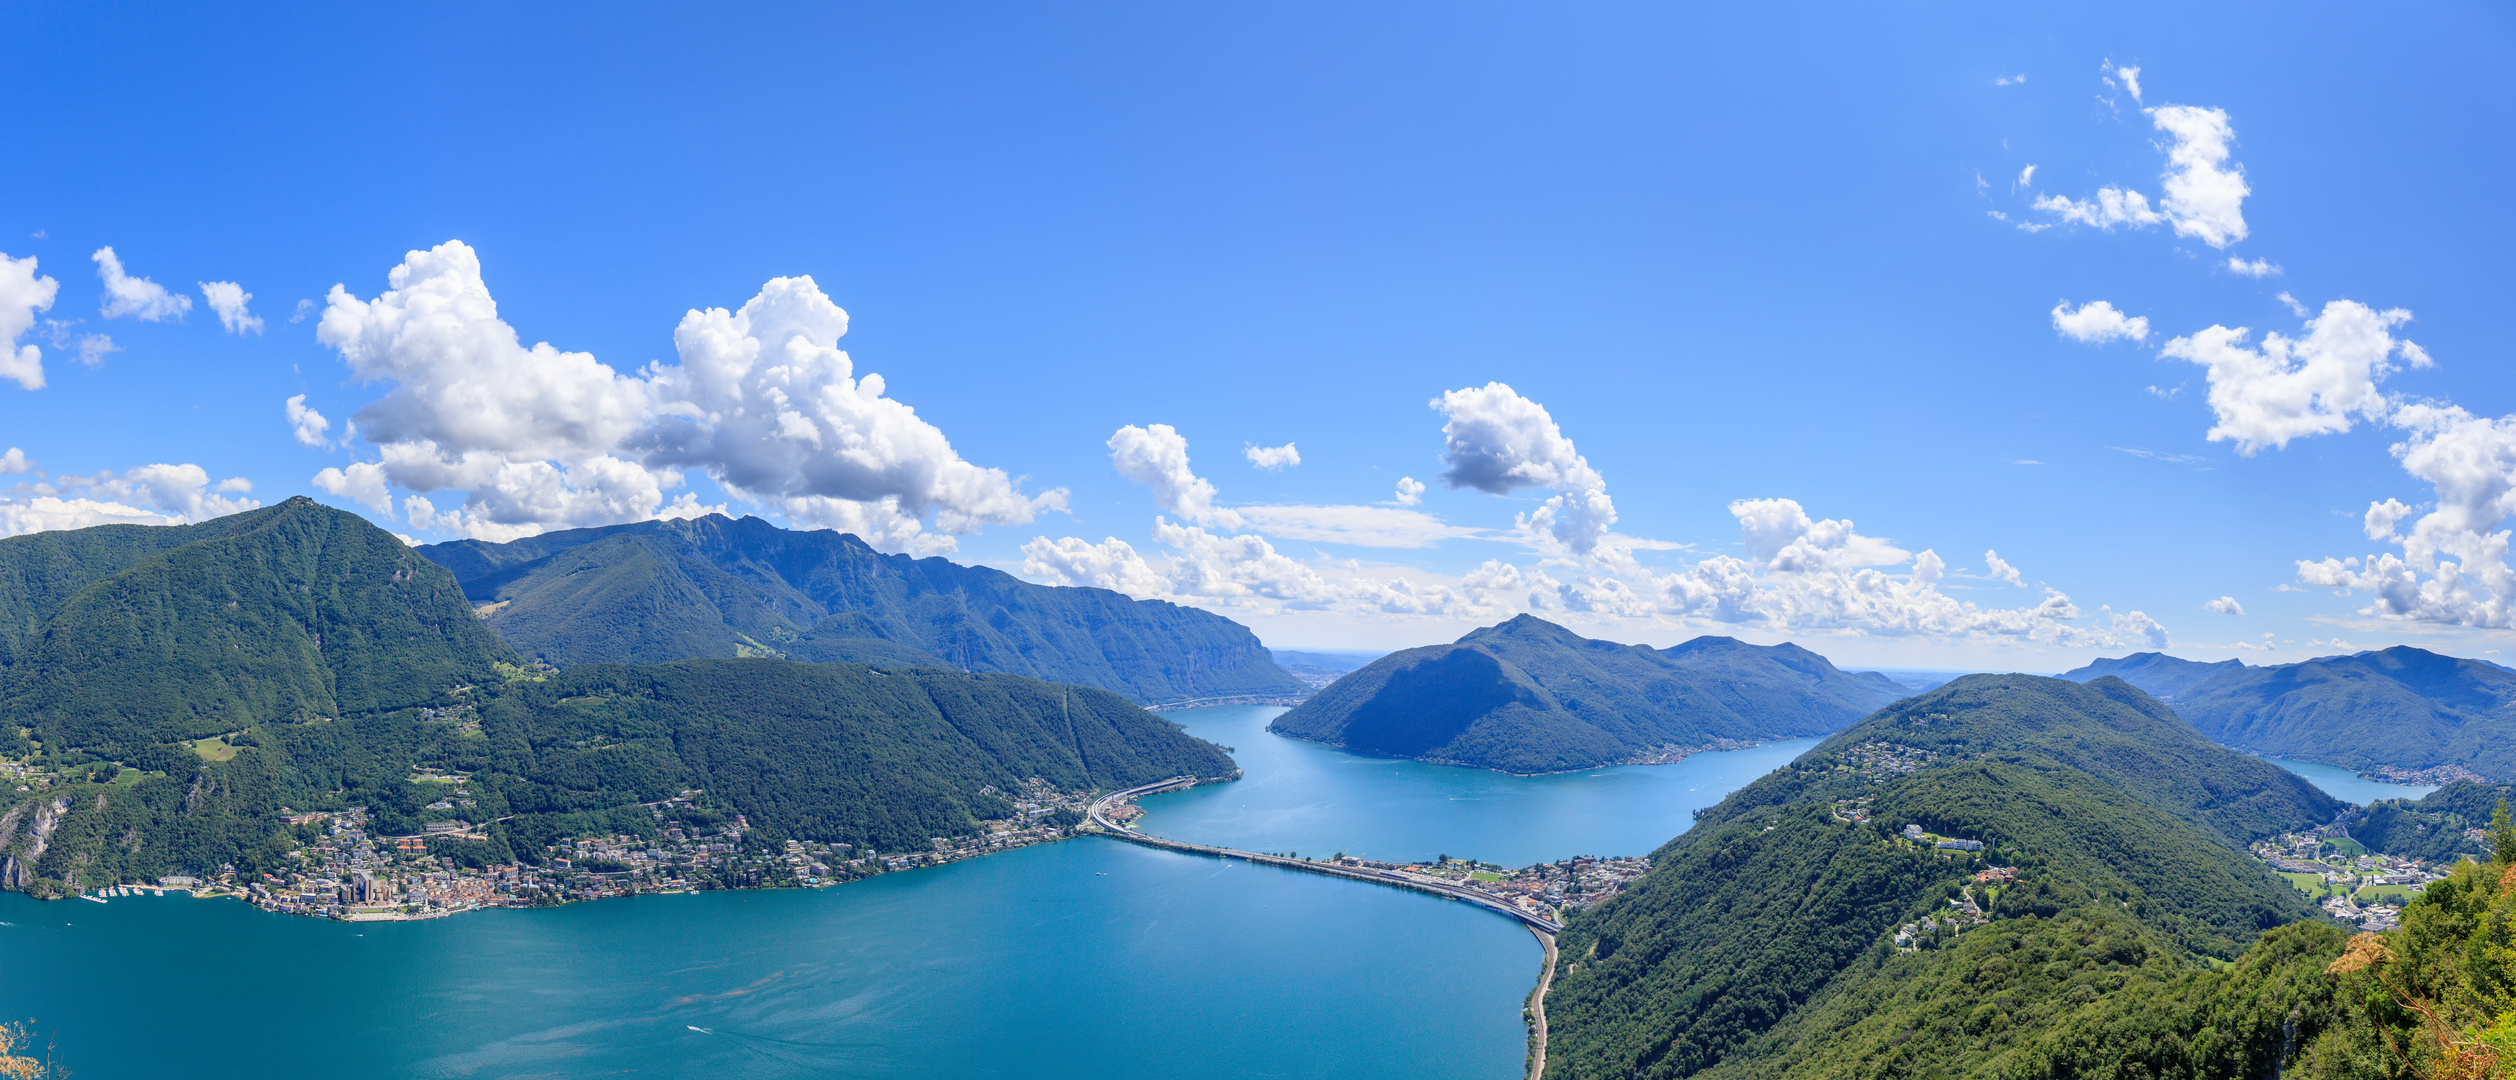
left=200, top=281, right=264, bottom=335
left=2364, top=497, right=2414, bottom=541
left=1637, top=498, right=2165, bottom=648
left=2151, top=105, right=2249, bottom=249
left=286, top=394, right=335, bottom=448
left=1393, top=476, right=1426, bottom=506
left=2205, top=595, right=2244, bottom=615
left=316, top=240, right=1058, bottom=549
left=2033, top=189, right=2165, bottom=231
left=1984, top=549, right=2025, bottom=586
left=0, top=448, right=31, bottom=474
left=0, top=462, right=259, bottom=537
left=2227, top=257, right=2281, bottom=278
left=1106, top=423, right=1240, bottom=530
left=0, top=253, right=60, bottom=391
left=312, top=460, right=391, bottom=513
left=2161, top=299, right=2425, bottom=454
left=1244, top=442, right=1300, bottom=471
left=2033, top=98, right=2250, bottom=249
left=2116, top=65, right=2144, bottom=104
left=2053, top=300, right=2151, bottom=344
left=1432, top=382, right=1616, bottom=555
left=92, top=247, right=191, bottom=322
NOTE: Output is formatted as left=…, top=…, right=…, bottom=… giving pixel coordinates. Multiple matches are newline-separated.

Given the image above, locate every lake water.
left=2264, top=756, right=2440, bottom=806
left=0, top=706, right=1803, bottom=1079
left=1143, top=706, right=1820, bottom=866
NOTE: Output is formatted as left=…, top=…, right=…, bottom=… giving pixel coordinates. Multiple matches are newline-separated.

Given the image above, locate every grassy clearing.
left=2280, top=871, right=2328, bottom=896
left=190, top=738, right=237, bottom=762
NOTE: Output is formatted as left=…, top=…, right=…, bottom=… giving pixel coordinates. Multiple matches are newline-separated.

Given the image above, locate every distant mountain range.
left=1267, top=615, right=1910, bottom=773
left=2061, top=646, right=2516, bottom=779
left=1541, top=674, right=2347, bottom=1078
left=420, top=514, right=1300, bottom=705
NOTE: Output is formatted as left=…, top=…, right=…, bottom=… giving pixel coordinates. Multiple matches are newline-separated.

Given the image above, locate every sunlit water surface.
left=0, top=706, right=1806, bottom=1079
left=2263, top=756, right=2440, bottom=806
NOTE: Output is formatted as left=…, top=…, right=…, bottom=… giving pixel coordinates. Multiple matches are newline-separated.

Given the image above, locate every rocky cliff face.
left=0, top=795, right=71, bottom=894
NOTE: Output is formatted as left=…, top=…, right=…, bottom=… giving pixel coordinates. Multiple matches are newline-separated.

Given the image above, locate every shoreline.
left=1525, top=926, right=1557, bottom=1080
left=1264, top=729, right=1785, bottom=777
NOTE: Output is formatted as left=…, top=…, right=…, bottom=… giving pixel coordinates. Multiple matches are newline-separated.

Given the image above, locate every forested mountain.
left=418, top=514, right=1299, bottom=705
left=2066, top=645, right=2516, bottom=779
left=1539, top=674, right=2348, bottom=1079
left=2058, top=651, right=2244, bottom=700
left=0, top=506, right=1234, bottom=898
left=1, top=497, right=515, bottom=758
left=1268, top=615, right=1911, bottom=773
left=2343, top=780, right=2516, bottom=864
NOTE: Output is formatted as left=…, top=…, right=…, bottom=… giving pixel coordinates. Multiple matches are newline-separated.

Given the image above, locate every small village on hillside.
left=2251, top=827, right=2452, bottom=932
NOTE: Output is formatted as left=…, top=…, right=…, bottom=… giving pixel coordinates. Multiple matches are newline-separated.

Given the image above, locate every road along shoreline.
left=1526, top=926, right=1556, bottom=1080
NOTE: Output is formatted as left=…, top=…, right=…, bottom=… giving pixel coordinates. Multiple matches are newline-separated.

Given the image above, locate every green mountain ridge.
left=0, top=505, right=1235, bottom=897
left=420, top=514, right=1301, bottom=705
left=1540, top=674, right=2345, bottom=1079
left=1267, top=615, right=1909, bottom=773
left=2, top=497, right=516, bottom=756
left=2063, top=645, right=2516, bottom=779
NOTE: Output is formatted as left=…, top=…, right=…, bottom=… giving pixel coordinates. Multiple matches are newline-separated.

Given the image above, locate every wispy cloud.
left=2109, top=446, right=2210, bottom=466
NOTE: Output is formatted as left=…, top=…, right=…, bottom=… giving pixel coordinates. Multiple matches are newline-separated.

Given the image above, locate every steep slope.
left=1, top=497, right=515, bottom=755
left=2059, top=651, right=2246, bottom=700
left=1269, top=616, right=1911, bottom=773
left=1538, top=674, right=2338, bottom=1079
left=2343, top=779, right=2516, bottom=863
left=2, top=656, right=1236, bottom=896
left=420, top=514, right=1299, bottom=704
left=2073, top=646, right=2516, bottom=778
left=2175, top=647, right=2516, bottom=778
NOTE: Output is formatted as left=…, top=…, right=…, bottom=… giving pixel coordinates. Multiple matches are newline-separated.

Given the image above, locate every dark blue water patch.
left=1145, top=705, right=1818, bottom=865
left=0, top=840, right=1533, bottom=1079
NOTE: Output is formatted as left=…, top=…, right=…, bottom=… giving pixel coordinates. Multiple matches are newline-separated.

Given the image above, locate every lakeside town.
left=13, top=761, right=1105, bottom=921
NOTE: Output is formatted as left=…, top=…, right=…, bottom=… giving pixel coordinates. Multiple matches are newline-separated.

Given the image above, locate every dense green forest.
left=2, top=658, right=1233, bottom=894
left=1, top=497, right=515, bottom=755
left=1269, top=615, right=1908, bottom=773
left=1539, top=674, right=2351, bottom=1079
left=2345, top=781, right=2516, bottom=864
left=2065, top=645, right=2516, bottom=779
left=419, top=513, right=1300, bottom=704
left=0, top=505, right=1234, bottom=897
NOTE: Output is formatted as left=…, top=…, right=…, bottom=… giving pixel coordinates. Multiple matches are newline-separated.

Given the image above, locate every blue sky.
left=2, top=2, right=2510, bottom=668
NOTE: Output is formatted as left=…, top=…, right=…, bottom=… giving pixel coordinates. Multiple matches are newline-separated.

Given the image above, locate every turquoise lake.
left=1142, top=706, right=1821, bottom=866
left=2262, top=756, right=2439, bottom=806
left=0, top=706, right=1800, bottom=1079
